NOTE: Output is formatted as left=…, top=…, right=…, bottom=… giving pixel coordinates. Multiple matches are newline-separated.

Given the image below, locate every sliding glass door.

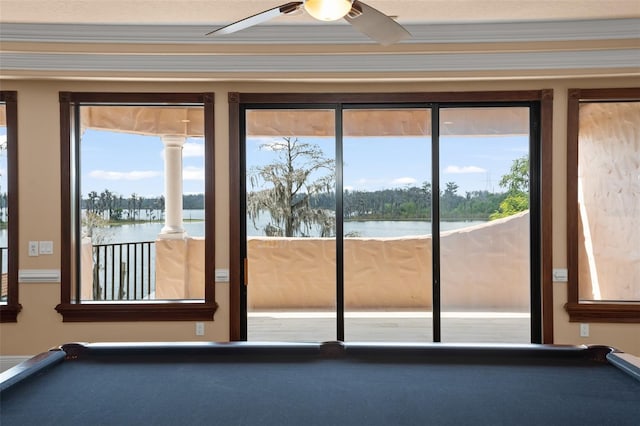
left=438, top=107, right=532, bottom=343
left=343, top=108, right=433, bottom=341
left=244, top=108, right=337, bottom=341
left=239, top=98, right=541, bottom=343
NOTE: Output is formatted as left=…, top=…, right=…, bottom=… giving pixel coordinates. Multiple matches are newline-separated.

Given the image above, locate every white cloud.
left=348, top=177, right=419, bottom=191
left=353, top=178, right=386, bottom=188
left=261, top=140, right=288, bottom=151
left=183, top=166, right=204, bottom=181
left=444, top=165, right=487, bottom=174
left=89, top=170, right=161, bottom=180
left=249, top=136, right=282, bottom=144
left=159, top=141, right=205, bottom=159
left=183, top=142, right=205, bottom=157
left=0, top=135, right=6, bottom=144
left=391, top=177, right=417, bottom=185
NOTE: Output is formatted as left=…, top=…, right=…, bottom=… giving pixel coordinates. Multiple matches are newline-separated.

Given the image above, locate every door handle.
left=244, top=257, right=248, bottom=287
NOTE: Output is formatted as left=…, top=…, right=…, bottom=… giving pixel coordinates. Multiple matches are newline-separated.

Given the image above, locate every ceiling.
left=0, top=1, right=638, bottom=81
left=1, top=0, right=638, bottom=25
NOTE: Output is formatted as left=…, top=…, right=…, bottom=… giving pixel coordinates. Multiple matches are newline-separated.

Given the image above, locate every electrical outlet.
left=195, top=322, right=205, bottom=336
left=552, top=268, right=568, bottom=282
left=580, top=323, right=589, bottom=337
left=215, top=269, right=229, bottom=282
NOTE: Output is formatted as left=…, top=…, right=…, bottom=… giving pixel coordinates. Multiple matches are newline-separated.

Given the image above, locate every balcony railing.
left=91, top=241, right=155, bottom=301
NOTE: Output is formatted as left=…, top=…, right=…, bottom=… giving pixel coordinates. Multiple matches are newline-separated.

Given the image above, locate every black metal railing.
left=91, top=241, right=155, bottom=301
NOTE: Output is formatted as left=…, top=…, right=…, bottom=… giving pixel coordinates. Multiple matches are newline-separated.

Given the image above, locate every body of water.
left=94, top=210, right=485, bottom=243
left=341, top=220, right=484, bottom=238
left=0, top=210, right=486, bottom=249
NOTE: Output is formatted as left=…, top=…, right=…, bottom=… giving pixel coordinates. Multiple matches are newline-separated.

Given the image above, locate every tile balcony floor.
left=248, top=311, right=531, bottom=343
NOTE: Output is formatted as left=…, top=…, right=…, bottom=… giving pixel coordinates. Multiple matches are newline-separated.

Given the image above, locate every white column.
left=159, top=135, right=187, bottom=239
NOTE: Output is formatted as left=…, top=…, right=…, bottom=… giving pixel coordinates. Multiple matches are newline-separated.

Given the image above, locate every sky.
left=246, top=134, right=528, bottom=196
left=79, top=129, right=528, bottom=199
left=81, top=129, right=204, bottom=198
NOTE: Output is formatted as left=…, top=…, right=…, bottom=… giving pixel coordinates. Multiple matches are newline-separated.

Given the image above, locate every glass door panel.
left=439, top=107, right=531, bottom=343
left=245, top=109, right=336, bottom=341
left=343, top=108, right=432, bottom=341
left=0, top=103, right=7, bottom=304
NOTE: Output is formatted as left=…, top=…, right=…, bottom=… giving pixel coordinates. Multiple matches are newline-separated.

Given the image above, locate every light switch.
left=39, top=241, right=54, bottom=255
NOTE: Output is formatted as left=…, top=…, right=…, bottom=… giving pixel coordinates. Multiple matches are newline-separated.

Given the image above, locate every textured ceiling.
left=1, top=0, right=639, bottom=24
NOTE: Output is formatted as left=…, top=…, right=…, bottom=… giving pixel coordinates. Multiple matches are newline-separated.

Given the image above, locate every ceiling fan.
left=206, top=0, right=411, bottom=45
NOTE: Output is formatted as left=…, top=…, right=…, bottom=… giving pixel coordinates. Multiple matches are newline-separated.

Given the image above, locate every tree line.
left=310, top=185, right=508, bottom=221
left=82, top=191, right=204, bottom=222
left=314, top=153, right=530, bottom=222
left=85, top=178, right=525, bottom=226
left=0, top=192, right=8, bottom=224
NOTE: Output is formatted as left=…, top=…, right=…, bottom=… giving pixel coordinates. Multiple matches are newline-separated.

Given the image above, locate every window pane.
left=245, top=109, right=336, bottom=341
left=343, top=108, right=433, bottom=341
left=439, top=107, right=531, bottom=343
left=79, top=105, right=205, bottom=301
left=577, top=101, right=640, bottom=302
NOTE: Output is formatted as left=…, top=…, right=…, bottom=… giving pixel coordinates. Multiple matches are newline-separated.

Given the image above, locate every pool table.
left=1, top=342, right=638, bottom=425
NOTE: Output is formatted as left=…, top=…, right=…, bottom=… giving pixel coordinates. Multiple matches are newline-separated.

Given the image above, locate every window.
left=566, top=88, right=640, bottom=322
left=0, top=91, right=20, bottom=322
left=57, top=92, right=216, bottom=321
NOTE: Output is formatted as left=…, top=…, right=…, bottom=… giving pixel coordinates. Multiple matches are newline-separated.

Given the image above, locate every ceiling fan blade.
left=345, top=1, right=411, bottom=45
left=206, top=2, right=303, bottom=36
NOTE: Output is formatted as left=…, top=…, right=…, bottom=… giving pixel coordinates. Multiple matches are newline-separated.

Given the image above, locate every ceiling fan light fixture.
left=304, top=0, right=354, bottom=22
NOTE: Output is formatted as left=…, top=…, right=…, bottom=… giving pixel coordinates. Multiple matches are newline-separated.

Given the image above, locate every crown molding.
left=2, top=19, right=637, bottom=79
left=1, top=49, right=638, bottom=75
left=1, top=19, right=638, bottom=45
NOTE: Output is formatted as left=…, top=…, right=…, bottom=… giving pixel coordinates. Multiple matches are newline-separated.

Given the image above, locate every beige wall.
left=248, top=212, right=529, bottom=311
left=0, top=77, right=638, bottom=356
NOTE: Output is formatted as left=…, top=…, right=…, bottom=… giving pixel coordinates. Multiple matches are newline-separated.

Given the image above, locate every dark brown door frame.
left=228, top=90, right=554, bottom=343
